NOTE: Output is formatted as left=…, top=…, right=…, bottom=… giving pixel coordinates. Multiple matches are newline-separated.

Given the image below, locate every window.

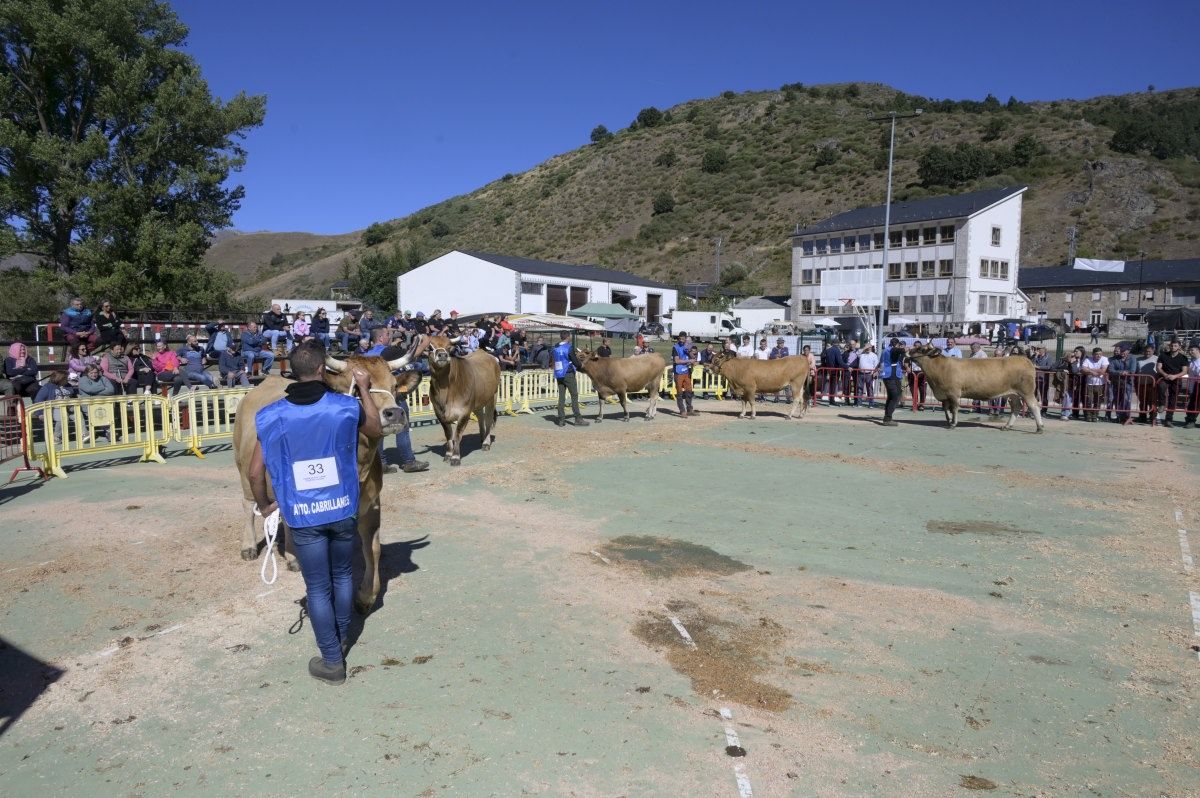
left=801, top=240, right=814, bottom=256
left=988, top=295, right=999, bottom=314
left=991, top=226, right=1002, bottom=246
left=1089, top=310, right=1103, bottom=326
left=800, top=299, right=813, bottom=314
left=940, top=225, right=956, bottom=243
left=999, top=261, right=1009, bottom=279
left=978, top=294, right=987, bottom=314
left=888, top=263, right=902, bottom=280
left=936, top=294, right=951, bottom=313
left=922, top=227, right=937, bottom=245
left=814, top=269, right=822, bottom=285
left=1119, top=290, right=1130, bottom=301
left=998, top=296, right=1007, bottom=314
left=828, top=237, right=841, bottom=253
left=873, top=232, right=885, bottom=250
left=905, top=229, right=919, bottom=247
left=921, top=260, right=935, bottom=278
left=889, top=230, right=903, bottom=248
left=815, top=239, right=827, bottom=254
left=1144, top=289, right=1154, bottom=300
left=1091, top=289, right=1102, bottom=301
left=521, top=281, right=543, bottom=294
left=920, top=295, right=934, bottom=313
left=1039, top=291, right=1047, bottom=303
left=901, top=296, right=916, bottom=313
left=939, top=259, right=954, bottom=277
left=979, top=259, right=988, bottom=278
left=843, top=236, right=856, bottom=252
left=858, top=234, right=872, bottom=251
left=887, top=297, right=900, bottom=312
left=801, top=269, right=813, bottom=285
left=1064, top=291, right=1073, bottom=302
left=904, top=261, right=918, bottom=279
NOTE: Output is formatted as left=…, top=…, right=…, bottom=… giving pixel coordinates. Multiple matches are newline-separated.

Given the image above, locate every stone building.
left=1017, top=258, right=1200, bottom=328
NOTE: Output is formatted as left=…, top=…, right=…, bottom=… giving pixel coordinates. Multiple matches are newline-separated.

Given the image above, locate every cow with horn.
left=424, top=335, right=501, bottom=465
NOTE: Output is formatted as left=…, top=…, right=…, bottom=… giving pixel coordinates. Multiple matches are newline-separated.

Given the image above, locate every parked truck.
left=665, top=310, right=748, bottom=341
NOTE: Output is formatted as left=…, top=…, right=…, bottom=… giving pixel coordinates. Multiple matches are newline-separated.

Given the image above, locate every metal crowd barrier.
left=2, top=396, right=45, bottom=482
left=170, top=387, right=252, bottom=457
left=811, top=367, right=882, bottom=407
left=22, top=394, right=170, bottom=478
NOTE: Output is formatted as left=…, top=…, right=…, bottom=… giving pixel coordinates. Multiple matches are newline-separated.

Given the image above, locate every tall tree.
left=0, top=0, right=265, bottom=307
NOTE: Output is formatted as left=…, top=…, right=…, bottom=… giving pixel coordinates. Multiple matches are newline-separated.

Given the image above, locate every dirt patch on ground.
left=925, top=520, right=1038, bottom=537
left=632, top=604, right=791, bottom=712
left=594, top=535, right=752, bottom=579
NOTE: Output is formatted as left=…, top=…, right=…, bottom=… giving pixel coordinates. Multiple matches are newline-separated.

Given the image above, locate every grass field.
left=1, top=397, right=1198, bottom=797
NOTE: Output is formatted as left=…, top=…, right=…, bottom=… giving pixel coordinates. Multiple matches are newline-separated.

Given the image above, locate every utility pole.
left=1137, top=250, right=1146, bottom=309
left=714, top=236, right=723, bottom=285
left=868, top=109, right=923, bottom=345
left=1067, top=226, right=1077, bottom=266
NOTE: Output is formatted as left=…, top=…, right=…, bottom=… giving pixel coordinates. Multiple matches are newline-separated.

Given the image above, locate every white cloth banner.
left=1073, top=258, right=1125, bottom=272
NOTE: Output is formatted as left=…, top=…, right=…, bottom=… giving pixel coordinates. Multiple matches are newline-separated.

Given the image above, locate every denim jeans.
left=266, top=329, right=291, bottom=353
left=340, top=332, right=361, bottom=353
left=248, top=350, right=275, bottom=373
left=393, top=395, right=415, bottom=464
left=290, top=516, right=358, bottom=664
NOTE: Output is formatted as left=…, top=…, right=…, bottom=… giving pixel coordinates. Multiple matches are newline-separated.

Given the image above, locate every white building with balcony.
left=790, top=186, right=1028, bottom=331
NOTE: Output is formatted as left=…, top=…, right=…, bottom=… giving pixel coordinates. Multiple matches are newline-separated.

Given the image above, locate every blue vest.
left=256, top=392, right=360, bottom=529
left=880, top=347, right=904, bottom=379
left=553, top=341, right=574, bottom=378
left=673, top=342, right=690, bottom=374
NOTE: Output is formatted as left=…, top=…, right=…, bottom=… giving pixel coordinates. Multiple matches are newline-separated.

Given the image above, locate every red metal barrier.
left=810, top=367, right=882, bottom=407
left=0, top=397, right=46, bottom=483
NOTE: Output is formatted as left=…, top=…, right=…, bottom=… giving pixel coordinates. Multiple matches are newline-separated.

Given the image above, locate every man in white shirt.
left=856, top=344, right=880, bottom=408
left=1081, top=347, right=1109, bottom=422
left=736, top=335, right=754, bottom=359
left=753, top=339, right=770, bottom=360
left=942, top=338, right=963, bottom=358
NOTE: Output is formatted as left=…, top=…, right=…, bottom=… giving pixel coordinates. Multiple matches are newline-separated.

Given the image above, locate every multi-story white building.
left=790, top=186, right=1028, bottom=331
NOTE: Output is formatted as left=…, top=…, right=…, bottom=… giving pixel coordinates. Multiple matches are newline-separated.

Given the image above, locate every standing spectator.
left=59, top=297, right=99, bottom=350
left=735, top=335, right=754, bottom=359
left=337, top=311, right=361, bottom=353
left=240, top=322, right=275, bottom=375
left=67, top=343, right=97, bottom=388
left=100, top=342, right=137, bottom=395
left=95, top=300, right=126, bottom=347
left=1135, top=344, right=1158, bottom=423
left=1090, top=324, right=1100, bottom=346
left=1081, top=347, right=1108, bottom=422
left=699, top=343, right=717, bottom=365
left=1184, top=344, right=1200, bottom=429
left=879, top=337, right=905, bottom=426
left=1058, top=349, right=1083, bottom=420
left=292, top=312, right=311, bottom=342
left=553, top=331, right=590, bottom=426
left=1066, top=346, right=1086, bottom=419
left=768, top=338, right=791, bottom=404
left=1107, top=344, right=1133, bottom=425
left=220, top=341, right=251, bottom=387
left=753, top=338, right=770, bottom=360
left=1031, top=345, right=1055, bottom=412
left=942, top=337, right=963, bottom=358
left=261, top=304, right=292, bottom=354
left=358, top=309, right=382, bottom=342
left=127, top=343, right=157, bottom=394
left=4, top=343, right=41, bottom=398
left=596, top=338, right=613, bottom=358
left=843, top=339, right=861, bottom=405
left=152, top=340, right=189, bottom=395
left=801, top=344, right=816, bottom=406
left=178, top=335, right=216, bottom=389
left=310, top=308, right=332, bottom=348
left=821, top=340, right=844, bottom=405
left=1156, top=339, right=1188, bottom=427
left=907, top=341, right=927, bottom=411
left=857, top=343, right=880, bottom=408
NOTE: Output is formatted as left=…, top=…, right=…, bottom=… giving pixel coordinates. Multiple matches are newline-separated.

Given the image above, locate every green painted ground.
left=1, top=399, right=1197, bottom=797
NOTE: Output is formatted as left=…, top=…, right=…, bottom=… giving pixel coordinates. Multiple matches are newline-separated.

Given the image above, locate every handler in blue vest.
left=247, top=340, right=381, bottom=685
left=553, top=331, right=590, bottom=427
left=672, top=331, right=698, bottom=417
left=879, top=337, right=907, bottom=427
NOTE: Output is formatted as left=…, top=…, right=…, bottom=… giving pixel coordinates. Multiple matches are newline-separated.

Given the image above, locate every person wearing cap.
left=445, top=310, right=461, bottom=337
left=768, top=338, right=790, bottom=403
left=1107, top=344, right=1133, bottom=424
left=879, top=337, right=905, bottom=426
left=412, top=311, right=428, bottom=336
left=1081, top=347, right=1109, bottom=422
left=857, top=343, right=879, bottom=408
left=552, top=331, right=589, bottom=427
left=672, top=331, right=697, bottom=417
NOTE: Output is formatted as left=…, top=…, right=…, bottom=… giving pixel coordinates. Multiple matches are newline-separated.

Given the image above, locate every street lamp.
left=868, top=109, right=922, bottom=345
left=1136, top=250, right=1146, bottom=310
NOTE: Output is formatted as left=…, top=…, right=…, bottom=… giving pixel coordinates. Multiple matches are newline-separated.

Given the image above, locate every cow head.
left=322, top=350, right=415, bottom=437
left=424, top=335, right=454, bottom=370
left=905, top=344, right=940, bottom=365
left=709, top=351, right=733, bottom=371
left=577, top=347, right=600, bottom=361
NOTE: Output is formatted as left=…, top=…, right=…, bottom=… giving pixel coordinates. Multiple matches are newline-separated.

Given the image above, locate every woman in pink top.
left=151, top=340, right=188, bottom=395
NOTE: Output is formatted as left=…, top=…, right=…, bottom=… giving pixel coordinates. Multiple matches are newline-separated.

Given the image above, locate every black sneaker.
left=401, top=460, right=429, bottom=473
left=1163, top=420, right=1174, bottom=428
left=308, top=656, right=346, bottom=685
left=881, top=419, right=899, bottom=427
left=574, top=418, right=590, bottom=426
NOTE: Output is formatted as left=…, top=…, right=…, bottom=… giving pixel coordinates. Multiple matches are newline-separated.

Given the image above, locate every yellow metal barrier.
left=171, top=387, right=252, bottom=458
left=23, top=394, right=170, bottom=479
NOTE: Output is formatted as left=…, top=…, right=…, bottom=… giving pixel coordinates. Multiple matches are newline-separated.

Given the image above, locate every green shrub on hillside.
left=362, top=222, right=392, bottom=246
left=652, top=191, right=675, bottom=215
left=701, top=146, right=729, bottom=173
left=590, top=125, right=613, bottom=144
left=654, top=149, right=678, bottom=167
left=633, top=107, right=664, bottom=129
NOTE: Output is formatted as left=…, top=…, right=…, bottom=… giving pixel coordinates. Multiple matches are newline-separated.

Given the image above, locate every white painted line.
left=666, top=614, right=697, bottom=649
left=144, top=623, right=185, bottom=639
left=734, top=764, right=754, bottom=798
left=95, top=646, right=119, bottom=658
left=1190, top=593, right=1200, bottom=663
left=4, top=559, right=55, bottom=573
left=1177, top=509, right=1185, bottom=524
left=1180, top=530, right=1194, bottom=573
left=256, top=586, right=284, bottom=598
left=589, top=550, right=611, bottom=565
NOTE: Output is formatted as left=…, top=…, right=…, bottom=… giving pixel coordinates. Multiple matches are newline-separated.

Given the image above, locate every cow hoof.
left=287, top=558, right=302, bottom=572
left=240, top=547, right=257, bottom=561
left=622, top=416, right=629, bottom=422
left=450, top=458, right=461, bottom=467
left=482, top=443, right=491, bottom=451
left=1036, top=428, right=1045, bottom=434
left=354, top=599, right=374, bottom=616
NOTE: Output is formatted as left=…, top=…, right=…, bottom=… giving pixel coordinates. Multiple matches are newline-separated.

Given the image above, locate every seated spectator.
left=497, top=344, right=518, bottom=371
left=219, top=341, right=250, bottom=387
left=291, top=311, right=311, bottom=342
left=177, top=335, right=216, bottom=388
left=310, top=308, right=331, bottom=348
left=78, top=363, right=115, bottom=398
left=152, top=340, right=188, bottom=395
left=427, top=309, right=446, bottom=336
left=127, top=343, right=157, bottom=394
left=529, top=335, right=550, bottom=368
left=239, top=321, right=275, bottom=374
left=4, top=342, right=41, bottom=399
left=515, top=341, right=529, bottom=367
left=95, top=300, right=126, bottom=348
left=359, top=309, right=382, bottom=342
left=445, top=309, right=462, bottom=336
left=204, top=319, right=231, bottom=359
left=386, top=309, right=406, bottom=332
left=596, top=338, right=613, bottom=358
left=101, top=342, right=138, bottom=395
left=261, top=303, right=292, bottom=354
left=412, top=311, right=429, bottom=336
left=356, top=336, right=372, bottom=356
left=34, top=372, right=75, bottom=445
left=67, top=343, right=97, bottom=387
left=60, top=296, right=99, bottom=350
left=337, top=311, right=361, bottom=353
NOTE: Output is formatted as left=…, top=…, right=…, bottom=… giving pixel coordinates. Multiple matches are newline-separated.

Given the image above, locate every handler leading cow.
left=905, top=343, right=1045, bottom=433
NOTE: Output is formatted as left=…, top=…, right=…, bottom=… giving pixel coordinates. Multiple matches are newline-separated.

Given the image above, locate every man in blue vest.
left=247, top=340, right=380, bottom=685
left=553, top=331, right=590, bottom=427
left=879, top=337, right=907, bottom=426
left=672, top=331, right=697, bottom=417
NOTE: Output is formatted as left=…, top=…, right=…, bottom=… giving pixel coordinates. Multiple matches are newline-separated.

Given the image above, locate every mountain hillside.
left=211, top=82, right=1200, bottom=302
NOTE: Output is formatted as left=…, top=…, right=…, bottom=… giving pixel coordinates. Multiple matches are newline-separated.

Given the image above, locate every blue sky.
left=175, top=0, right=1200, bottom=235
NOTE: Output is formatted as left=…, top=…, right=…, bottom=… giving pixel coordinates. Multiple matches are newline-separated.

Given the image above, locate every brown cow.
left=232, top=350, right=420, bottom=615
left=906, top=344, right=1045, bottom=432
left=425, top=336, right=500, bottom=465
left=708, top=352, right=810, bottom=419
left=577, top=349, right=666, bottom=422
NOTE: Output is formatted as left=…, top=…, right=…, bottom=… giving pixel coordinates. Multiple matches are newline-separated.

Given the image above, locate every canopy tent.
left=1145, top=307, right=1200, bottom=331
left=506, top=313, right=604, bottom=332
left=603, top=317, right=642, bottom=335
left=886, top=316, right=917, bottom=326
left=811, top=317, right=841, bottom=327
left=566, top=302, right=640, bottom=320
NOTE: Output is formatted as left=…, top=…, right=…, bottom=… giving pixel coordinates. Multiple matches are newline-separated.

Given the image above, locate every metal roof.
left=734, top=295, right=791, bottom=309
left=792, top=186, right=1026, bottom=237
left=1018, top=258, right=1200, bottom=289
left=461, top=251, right=671, bottom=289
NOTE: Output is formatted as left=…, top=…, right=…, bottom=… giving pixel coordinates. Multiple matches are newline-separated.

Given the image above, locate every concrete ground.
left=1, top=396, right=1198, bottom=797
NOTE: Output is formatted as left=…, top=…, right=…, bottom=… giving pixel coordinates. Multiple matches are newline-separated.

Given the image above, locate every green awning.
left=566, top=302, right=639, bottom=319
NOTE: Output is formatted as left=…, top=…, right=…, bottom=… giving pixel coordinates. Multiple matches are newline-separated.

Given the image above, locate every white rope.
left=254, top=504, right=281, bottom=585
